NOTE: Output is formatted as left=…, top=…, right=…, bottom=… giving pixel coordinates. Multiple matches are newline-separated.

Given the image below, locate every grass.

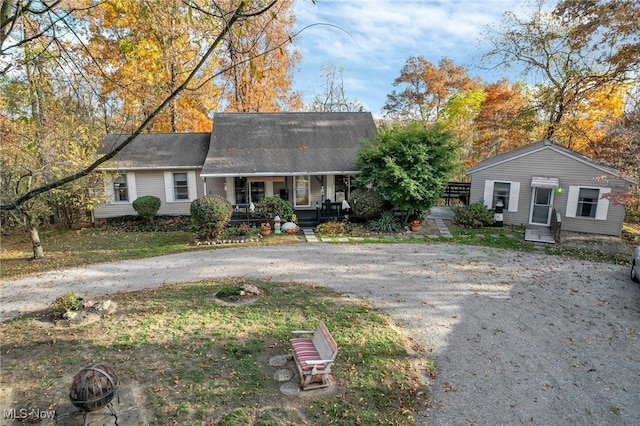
left=0, top=226, right=301, bottom=279
left=0, top=279, right=429, bottom=425
left=1, top=218, right=638, bottom=424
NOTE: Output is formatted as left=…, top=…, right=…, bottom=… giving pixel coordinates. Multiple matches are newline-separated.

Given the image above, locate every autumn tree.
left=471, top=80, right=539, bottom=164
left=554, top=0, right=640, bottom=75
left=219, top=0, right=302, bottom=112
left=482, top=0, right=637, bottom=149
left=437, top=87, right=486, bottom=171
left=383, top=56, right=479, bottom=124
left=0, top=0, right=293, bottom=259
left=83, top=0, right=224, bottom=132
left=1, top=3, right=102, bottom=258
left=309, top=63, right=365, bottom=112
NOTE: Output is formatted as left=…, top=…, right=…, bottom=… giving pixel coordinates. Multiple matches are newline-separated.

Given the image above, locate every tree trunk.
left=30, top=226, right=45, bottom=259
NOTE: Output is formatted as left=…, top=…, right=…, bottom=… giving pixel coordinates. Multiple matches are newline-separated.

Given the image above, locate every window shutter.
left=595, top=188, right=611, bottom=220
left=164, top=172, right=174, bottom=202
left=104, top=176, right=115, bottom=204
left=126, top=172, right=137, bottom=203
left=565, top=186, right=579, bottom=218
left=483, top=180, right=495, bottom=209
left=508, top=181, right=520, bottom=212
left=188, top=171, right=197, bottom=201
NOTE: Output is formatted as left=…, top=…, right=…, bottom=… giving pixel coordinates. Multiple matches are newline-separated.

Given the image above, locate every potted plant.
left=260, top=222, right=271, bottom=236
left=409, top=218, right=422, bottom=232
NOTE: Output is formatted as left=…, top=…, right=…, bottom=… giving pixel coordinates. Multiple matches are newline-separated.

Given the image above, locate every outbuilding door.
left=530, top=187, right=554, bottom=225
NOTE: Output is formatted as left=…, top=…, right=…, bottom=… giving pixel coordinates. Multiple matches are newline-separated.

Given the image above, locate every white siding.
left=468, top=149, right=628, bottom=236
left=94, top=169, right=203, bottom=219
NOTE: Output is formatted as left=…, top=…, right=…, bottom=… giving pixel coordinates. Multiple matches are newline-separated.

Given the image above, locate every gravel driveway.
left=1, top=243, right=639, bottom=425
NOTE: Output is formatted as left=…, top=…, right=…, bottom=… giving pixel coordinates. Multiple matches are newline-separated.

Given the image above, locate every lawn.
left=0, top=279, right=430, bottom=425
left=1, top=217, right=637, bottom=424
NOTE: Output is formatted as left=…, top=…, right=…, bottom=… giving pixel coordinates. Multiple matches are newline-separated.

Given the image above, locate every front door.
left=530, top=187, right=554, bottom=225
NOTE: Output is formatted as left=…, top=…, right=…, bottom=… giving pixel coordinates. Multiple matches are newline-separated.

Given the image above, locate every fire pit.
left=69, top=363, right=118, bottom=412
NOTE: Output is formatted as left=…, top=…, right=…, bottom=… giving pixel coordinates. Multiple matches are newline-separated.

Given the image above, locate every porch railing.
left=551, top=208, right=562, bottom=243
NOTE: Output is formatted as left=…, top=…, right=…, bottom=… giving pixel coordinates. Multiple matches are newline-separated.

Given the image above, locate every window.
left=334, top=175, right=350, bottom=202
left=164, top=171, right=195, bottom=202
left=565, top=186, right=611, bottom=220
left=173, top=173, right=189, bottom=200
left=232, top=178, right=265, bottom=204
left=483, top=180, right=520, bottom=211
left=295, top=175, right=310, bottom=207
left=492, top=182, right=510, bottom=209
left=576, top=188, right=599, bottom=218
left=234, top=177, right=247, bottom=204
left=113, top=174, right=128, bottom=202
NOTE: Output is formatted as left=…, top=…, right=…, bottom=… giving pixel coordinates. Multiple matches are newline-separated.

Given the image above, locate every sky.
left=291, top=0, right=551, bottom=117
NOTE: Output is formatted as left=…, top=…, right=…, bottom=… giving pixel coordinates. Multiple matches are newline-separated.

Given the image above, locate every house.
left=92, top=112, right=377, bottom=223
left=93, top=132, right=210, bottom=220
left=465, top=139, right=638, bottom=239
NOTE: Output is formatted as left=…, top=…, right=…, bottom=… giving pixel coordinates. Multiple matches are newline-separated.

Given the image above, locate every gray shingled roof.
left=200, top=112, right=377, bottom=177
left=97, top=133, right=210, bottom=170
left=465, top=139, right=638, bottom=184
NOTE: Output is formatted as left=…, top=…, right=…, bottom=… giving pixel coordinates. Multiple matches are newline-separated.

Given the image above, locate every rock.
left=241, top=284, right=264, bottom=296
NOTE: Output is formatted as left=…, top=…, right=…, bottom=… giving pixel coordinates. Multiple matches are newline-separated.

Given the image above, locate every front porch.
left=524, top=209, right=561, bottom=244
left=229, top=202, right=349, bottom=227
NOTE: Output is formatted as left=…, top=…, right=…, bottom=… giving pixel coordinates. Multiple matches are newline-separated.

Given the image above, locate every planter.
left=260, top=223, right=271, bottom=236
left=409, top=221, right=422, bottom=232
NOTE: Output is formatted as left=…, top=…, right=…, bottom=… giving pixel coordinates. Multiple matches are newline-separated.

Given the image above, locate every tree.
left=438, top=87, right=486, bottom=170
left=83, top=0, right=222, bottom=132
left=471, top=80, right=539, bottom=164
left=355, top=123, right=459, bottom=217
left=219, top=0, right=302, bottom=112
left=0, top=0, right=293, bottom=259
left=483, top=0, right=637, bottom=146
left=554, top=0, right=640, bottom=75
left=309, top=63, right=365, bottom=112
left=383, top=56, right=479, bottom=124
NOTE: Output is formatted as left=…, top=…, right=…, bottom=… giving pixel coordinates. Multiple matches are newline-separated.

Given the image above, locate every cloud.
left=292, top=0, right=544, bottom=115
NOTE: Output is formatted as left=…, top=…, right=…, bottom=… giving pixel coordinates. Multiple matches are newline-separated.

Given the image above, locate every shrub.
left=190, top=195, right=233, bottom=238
left=132, top=195, right=161, bottom=222
left=315, top=221, right=347, bottom=235
left=348, top=188, right=387, bottom=220
left=453, top=201, right=495, bottom=228
left=369, top=211, right=401, bottom=233
left=51, top=292, right=81, bottom=318
left=256, top=195, right=294, bottom=221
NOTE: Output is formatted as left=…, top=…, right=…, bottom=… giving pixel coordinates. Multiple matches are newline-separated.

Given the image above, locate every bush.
left=369, top=211, right=401, bottom=233
left=190, top=195, right=233, bottom=238
left=453, top=201, right=495, bottom=228
left=256, top=195, right=294, bottom=222
left=132, top=195, right=161, bottom=222
left=315, top=221, right=347, bottom=235
left=348, top=188, right=387, bottom=220
left=51, top=292, right=81, bottom=318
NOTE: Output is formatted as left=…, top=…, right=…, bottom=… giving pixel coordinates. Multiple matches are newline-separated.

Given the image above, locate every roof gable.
left=201, top=112, right=377, bottom=177
left=97, top=133, right=210, bottom=170
left=465, top=139, right=637, bottom=184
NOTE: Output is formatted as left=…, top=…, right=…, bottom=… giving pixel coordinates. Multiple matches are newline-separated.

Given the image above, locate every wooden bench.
left=290, top=322, right=338, bottom=390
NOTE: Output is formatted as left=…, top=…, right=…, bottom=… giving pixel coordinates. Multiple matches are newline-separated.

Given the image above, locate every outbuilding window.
left=483, top=180, right=520, bottom=212
left=565, top=186, right=611, bottom=220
